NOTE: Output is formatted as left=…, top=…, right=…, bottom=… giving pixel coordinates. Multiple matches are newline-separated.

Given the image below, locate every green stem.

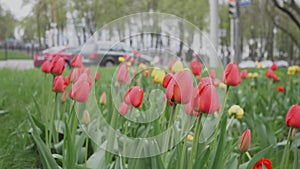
left=245, top=152, right=252, bottom=160
left=187, top=113, right=202, bottom=169
left=236, top=153, right=243, bottom=169
left=49, top=92, right=58, bottom=147
left=226, top=116, right=235, bottom=130
left=85, top=130, right=89, bottom=169
left=281, top=127, right=292, bottom=168
left=163, top=103, right=177, bottom=162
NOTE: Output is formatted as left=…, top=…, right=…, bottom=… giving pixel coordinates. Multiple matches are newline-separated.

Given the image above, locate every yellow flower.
left=218, top=82, right=227, bottom=89
left=297, top=66, right=300, bottom=72
left=118, top=57, right=125, bottom=62
left=126, top=62, right=131, bottom=66
left=287, top=66, right=297, bottom=75
left=139, top=63, right=147, bottom=70
left=187, top=134, right=194, bottom=141
left=253, top=72, right=258, bottom=78
left=247, top=73, right=253, bottom=78
left=255, top=61, right=263, bottom=69
left=228, top=105, right=244, bottom=119
left=151, top=67, right=160, bottom=77
left=171, top=60, right=184, bottom=73
left=153, top=70, right=166, bottom=84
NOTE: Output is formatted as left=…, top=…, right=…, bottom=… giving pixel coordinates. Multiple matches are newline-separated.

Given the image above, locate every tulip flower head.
left=171, top=60, right=184, bottom=73
left=162, top=73, right=173, bottom=88
left=228, top=105, right=244, bottom=119
left=168, top=59, right=177, bottom=71
left=271, top=62, right=277, bottom=71
left=239, top=129, right=251, bottom=152
left=117, top=63, right=129, bottom=83
left=209, top=69, right=216, bottom=79
left=71, top=54, right=84, bottom=68
left=240, top=69, right=248, bottom=79
left=99, top=92, right=107, bottom=105
left=152, top=69, right=166, bottom=84
left=41, top=60, right=52, bottom=73
left=52, top=75, right=66, bottom=92
left=165, top=70, right=193, bottom=104
left=69, top=67, right=84, bottom=83
left=285, top=104, right=300, bottom=128
left=276, top=86, right=284, bottom=93
left=95, top=71, right=100, bottom=81
left=266, top=69, right=274, bottom=78
left=70, top=73, right=90, bottom=103
left=83, top=110, right=90, bottom=125
left=223, top=62, right=241, bottom=86
left=119, top=102, right=130, bottom=115
left=124, top=86, right=144, bottom=108
left=190, top=59, right=202, bottom=76
left=187, top=134, right=194, bottom=142
left=51, top=56, right=65, bottom=76
left=252, top=158, right=272, bottom=169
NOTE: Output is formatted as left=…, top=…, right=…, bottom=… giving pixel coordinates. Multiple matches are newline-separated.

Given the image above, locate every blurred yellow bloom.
left=219, top=82, right=227, bottom=89
left=247, top=72, right=258, bottom=78
left=187, top=134, right=194, bottom=141
left=151, top=67, right=160, bottom=77
left=247, top=73, right=253, bottom=78
left=297, top=66, right=300, bottom=72
left=255, top=61, right=263, bottom=69
left=126, top=62, right=131, bottom=66
left=153, top=70, right=165, bottom=84
left=118, top=57, right=125, bottom=62
left=228, top=105, right=244, bottom=119
left=139, top=63, right=147, bottom=70
left=171, top=60, right=184, bottom=73
left=287, top=66, right=298, bottom=75
left=253, top=72, right=258, bottom=78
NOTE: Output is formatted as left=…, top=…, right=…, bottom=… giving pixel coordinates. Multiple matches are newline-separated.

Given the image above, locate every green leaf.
left=245, top=145, right=273, bottom=169
left=292, top=147, right=299, bottom=169
left=87, top=148, right=106, bottom=169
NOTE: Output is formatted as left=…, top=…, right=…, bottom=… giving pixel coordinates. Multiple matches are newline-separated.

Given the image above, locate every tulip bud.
left=117, top=63, right=129, bottom=83
left=276, top=86, right=284, bottom=93
left=266, top=69, right=274, bottom=78
left=51, top=56, right=65, bottom=76
left=240, top=69, right=248, bottom=79
left=271, top=62, right=277, bottom=71
left=190, top=59, right=202, bottom=76
left=228, top=105, right=244, bottom=119
left=99, top=92, right=107, bottom=105
left=52, top=75, right=66, bottom=92
left=71, top=54, right=84, bottom=68
left=124, top=86, right=144, bottom=108
left=70, top=74, right=90, bottom=103
left=83, top=110, right=90, bottom=125
left=171, top=60, right=184, bottom=73
left=95, top=71, right=100, bottom=82
left=238, top=129, right=251, bottom=152
left=223, top=62, right=241, bottom=86
left=187, top=134, right=194, bottom=142
left=41, top=60, right=51, bottom=73
left=119, top=102, right=130, bottom=115
left=285, top=104, right=300, bottom=128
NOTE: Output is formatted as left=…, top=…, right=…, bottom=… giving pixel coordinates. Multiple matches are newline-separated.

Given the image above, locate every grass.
left=0, top=66, right=299, bottom=168
left=0, top=49, right=32, bottom=60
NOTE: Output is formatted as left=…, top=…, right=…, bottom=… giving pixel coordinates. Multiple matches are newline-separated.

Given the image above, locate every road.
left=0, top=60, right=34, bottom=70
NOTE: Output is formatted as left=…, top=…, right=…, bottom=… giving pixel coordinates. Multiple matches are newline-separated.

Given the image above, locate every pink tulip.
left=190, top=59, right=202, bottom=76
left=162, top=73, right=173, bottom=88
left=70, top=73, right=90, bottom=103
left=71, top=54, right=84, bottom=67
left=119, top=102, right=130, bottom=115
left=223, top=62, right=241, bottom=86
left=124, top=86, right=144, bottom=107
left=117, top=63, right=129, bottom=83
left=52, top=75, right=66, bottom=92
left=95, top=71, right=100, bottom=81
left=41, top=60, right=51, bottom=73
left=51, top=56, right=65, bottom=75
left=241, top=69, right=248, bottom=79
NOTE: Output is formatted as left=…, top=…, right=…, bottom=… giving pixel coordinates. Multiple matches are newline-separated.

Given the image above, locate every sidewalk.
left=0, top=59, right=34, bottom=70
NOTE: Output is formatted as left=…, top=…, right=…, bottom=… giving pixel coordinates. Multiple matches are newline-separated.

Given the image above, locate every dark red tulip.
left=276, top=86, right=284, bottom=93
left=71, top=54, right=84, bottom=67
left=271, top=62, right=277, bottom=71
left=124, top=86, right=144, bottom=107
left=162, top=73, right=173, bottom=88
left=117, top=63, right=129, bottom=83
left=223, top=62, right=241, bottom=86
left=119, top=102, right=130, bottom=115
left=190, top=59, right=202, bottom=76
left=193, top=77, right=220, bottom=113
left=51, top=56, right=65, bottom=75
left=252, top=158, right=272, bottom=169
left=285, top=104, right=300, bottom=128
left=41, top=60, right=51, bottom=73
left=241, top=69, right=248, bottom=79
left=165, top=70, right=193, bottom=104
left=52, top=75, right=66, bottom=92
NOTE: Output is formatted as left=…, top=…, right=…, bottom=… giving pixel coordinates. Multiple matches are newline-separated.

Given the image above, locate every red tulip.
left=223, top=62, right=241, bottom=86
left=239, top=129, right=251, bottom=152
left=266, top=69, right=274, bottom=78
left=41, top=60, right=51, bottom=73
left=193, top=77, right=220, bottom=113
left=209, top=70, right=216, bottom=79
left=70, top=73, right=90, bottom=103
left=165, top=70, right=193, bottom=104
left=162, top=73, right=173, bottom=88
left=71, top=54, right=84, bottom=67
left=272, top=74, right=279, bottom=82
left=95, top=71, right=100, bottom=81
left=241, top=69, right=248, bottom=79
left=252, top=158, right=272, bottom=169
left=185, top=89, right=200, bottom=116
left=84, top=68, right=93, bottom=89
left=64, top=76, right=70, bottom=86
left=61, top=91, right=68, bottom=102
left=276, top=86, right=284, bottom=93
left=271, top=62, right=277, bottom=71
left=69, top=67, right=84, bottom=83
left=52, top=75, right=66, bottom=92
left=124, top=86, right=144, bottom=107
left=285, top=104, right=300, bottom=128
left=119, top=102, right=130, bottom=115
left=190, top=59, right=202, bottom=76
left=51, top=56, right=65, bottom=75
left=117, top=63, right=129, bottom=83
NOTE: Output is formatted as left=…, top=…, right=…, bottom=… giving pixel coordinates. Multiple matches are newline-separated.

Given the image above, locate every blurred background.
left=0, top=0, right=299, bottom=66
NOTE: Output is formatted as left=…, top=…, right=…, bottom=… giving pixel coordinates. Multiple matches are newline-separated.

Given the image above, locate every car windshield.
left=42, top=46, right=66, bottom=53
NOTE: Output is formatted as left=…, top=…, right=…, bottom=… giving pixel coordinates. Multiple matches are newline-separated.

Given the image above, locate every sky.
left=0, top=0, right=32, bottom=20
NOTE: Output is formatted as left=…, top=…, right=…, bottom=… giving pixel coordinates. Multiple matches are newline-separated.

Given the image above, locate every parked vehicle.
left=33, top=46, right=78, bottom=67
left=79, top=41, right=152, bottom=66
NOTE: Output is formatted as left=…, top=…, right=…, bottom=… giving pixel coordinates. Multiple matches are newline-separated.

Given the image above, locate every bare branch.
left=272, top=0, right=300, bottom=28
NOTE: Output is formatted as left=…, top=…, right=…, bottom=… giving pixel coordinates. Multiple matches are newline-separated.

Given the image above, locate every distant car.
left=33, top=46, right=78, bottom=67
left=79, top=41, right=152, bottom=66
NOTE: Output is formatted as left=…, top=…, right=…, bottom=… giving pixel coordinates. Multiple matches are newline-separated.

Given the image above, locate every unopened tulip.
left=285, top=104, right=300, bottom=128
left=171, top=60, right=184, bottom=73
left=71, top=54, right=83, bottom=67
left=95, top=71, right=100, bottom=81
left=209, top=70, right=216, bottom=79
left=70, top=73, right=90, bottom=103
left=51, top=56, right=65, bottom=75
left=124, top=86, right=144, bottom=107
left=252, top=158, right=272, bottom=169
left=276, top=86, right=284, bottom=93
left=272, top=74, right=279, bottom=82
left=117, top=63, right=129, bottom=83
left=138, top=63, right=147, bottom=70
left=165, top=70, right=193, bottom=104
left=41, top=60, right=51, bottom=73
left=61, top=91, right=68, bottom=102
left=241, top=69, right=248, bottom=79
left=271, top=62, right=277, bottom=71
left=83, top=110, right=90, bottom=125
left=119, top=102, right=130, bottom=115
left=69, top=67, right=84, bottom=83
left=266, top=69, right=274, bottom=78
left=223, top=62, right=241, bottom=86
left=193, top=77, right=220, bottom=113
left=52, top=75, right=66, bottom=92
left=228, top=105, right=244, bottom=119
left=162, top=73, right=173, bottom=88
left=190, top=59, right=202, bottom=76
left=239, top=129, right=251, bottom=152
left=99, top=92, right=107, bottom=105
left=152, top=69, right=165, bottom=84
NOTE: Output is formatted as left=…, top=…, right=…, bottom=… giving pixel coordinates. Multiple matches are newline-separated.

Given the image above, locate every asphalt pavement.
left=0, top=60, right=34, bottom=70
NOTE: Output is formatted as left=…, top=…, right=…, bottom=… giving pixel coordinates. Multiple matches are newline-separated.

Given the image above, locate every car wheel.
left=105, top=60, right=114, bottom=67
